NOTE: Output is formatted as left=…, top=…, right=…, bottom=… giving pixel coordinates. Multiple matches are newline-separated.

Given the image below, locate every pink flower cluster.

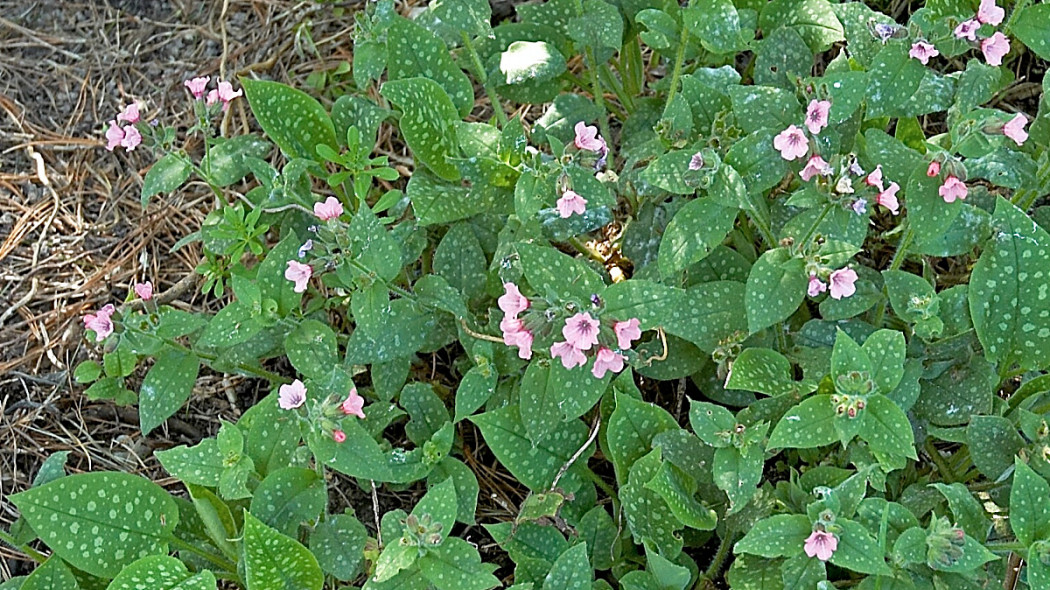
left=550, top=313, right=640, bottom=378
left=773, top=100, right=831, bottom=165
left=105, top=103, right=142, bottom=152
left=499, top=283, right=534, bottom=360
left=277, top=378, right=366, bottom=443
left=862, top=165, right=901, bottom=215
left=926, top=159, right=969, bottom=203
left=953, top=0, right=1011, bottom=66
left=808, top=267, right=858, bottom=300
left=184, top=76, right=243, bottom=111
left=83, top=304, right=116, bottom=342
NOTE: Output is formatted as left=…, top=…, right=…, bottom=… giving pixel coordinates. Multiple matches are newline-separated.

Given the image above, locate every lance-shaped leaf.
left=382, top=78, right=461, bottom=181
left=243, top=511, right=323, bottom=590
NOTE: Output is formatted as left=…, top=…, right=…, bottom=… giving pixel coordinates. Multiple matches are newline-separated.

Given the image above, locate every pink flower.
left=876, top=181, right=901, bottom=215
left=688, top=152, right=704, bottom=171
left=939, top=175, right=968, bottom=203
left=278, top=379, right=307, bottom=410
left=808, top=274, right=827, bottom=297
left=500, top=316, right=534, bottom=359
left=981, top=32, right=1010, bottom=66
left=133, top=281, right=153, bottom=301
left=340, top=386, right=366, bottom=419
left=184, top=76, right=210, bottom=99
left=83, top=303, right=116, bottom=342
left=332, top=430, right=347, bottom=443
left=574, top=121, right=606, bottom=152
left=284, top=260, right=312, bottom=293
left=773, top=125, right=809, bottom=161
left=1003, top=113, right=1029, bottom=146
left=800, top=155, right=832, bottom=182
left=313, top=196, right=344, bottom=221
left=977, top=0, right=1004, bottom=25
left=498, top=283, right=529, bottom=317
left=117, top=103, right=140, bottom=124
left=804, top=530, right=838, bottom=561
left=805, top=100, right=831, bottom=135
left=909, top=41, right=939, bottom=65
left=550, top=341, right=588, bottom=370
left=121, top=125, right=142, bottom=151
left=829, top=267, right=858, bottom=300
left=556, top=190, right=588, bottom=218
left=513, top=330, right=534, bottom=360
left=613, top=318, right=642, bottom=350
left=591, top=347, right=626, bottom=379
left=864, top=165, right=884, bottom=191
left=562, top=312, right=600, bottom=350
left=927, top=161, right=941, bottom=177
left=954, top=18, right=980, bottom=41
left=105, top=121, right=124, bottom=151
left=206, top=81, right=243, bottom=111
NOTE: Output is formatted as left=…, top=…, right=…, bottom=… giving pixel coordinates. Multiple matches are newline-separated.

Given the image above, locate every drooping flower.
left=688, top=152, right=704, bottom=171
left=804, top=530, right=839, bottom=561
left=805, top=100, right=832, bottom=135
left=800, top=155, right=832, bottom=182
left=829, top=267, right=858, bottom=300
left=332, top=430, right=347, bottom=443
left=773, top=125, right=809, bottom=161
left=500, top=316, right=534, bottom=360
left=981, top=32, right=1010, bottom=66
left=83, top=303, right=116, bottom=341
left=556, top=190, right=588, bottom=218
left=938, top=175, right=968, bottom=203
left=592, top=347, right=626, bottom=379
left=121, top=125, right=142, bottom=151
left=285, top=260, right=312, bottom=293
left=340, top=386, right=366, bottom=419
left=909, top=41, right=940, bottom=65
left=207, top=80, right=243, bottom=111
left=313, top=196, right=344, bottom=221
left=498, top=283, right=529, bottom=317
left=574, top=121, right=606, bottom=152
left=562, top=312, right=601, bottom=351
left=613, top=318, right=642, bottom=350
left=184, top=76, right=210, bottom=99
left=550, top=341, right=588, bottom=370
left=512, top=330, right=534, bottom=360
left=977, top=0, right=1005, bottom=25
left=1003, top=113, right=1029, bottom=146
left=808, top=274, right=827, bottom=297
left=927, top=161, right=942, bottom=177
left=954, top=18, right=980, bottom=41
left=864, top=165, right=884, bottom=191
left=117, top=103, right=140, bottom=124
left=876, top=181, right=901, bottom=215
left=278, top=379, right=307, bottom=410
left=134, top=281, right=153, bottom=301
left=105, top=121, right=125, bottom=151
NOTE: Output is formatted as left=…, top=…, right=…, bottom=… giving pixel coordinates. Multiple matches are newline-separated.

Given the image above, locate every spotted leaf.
left=241, top=79, right=336, bottom=163
left=106, top=555, right=217, bottom=590
left=243, top=511, right=323, bottom=590
left=382, top=78, right=461, bottom=182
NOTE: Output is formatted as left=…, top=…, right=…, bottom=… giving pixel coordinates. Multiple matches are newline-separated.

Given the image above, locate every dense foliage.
left=5, top=0, right=1050, bottom=588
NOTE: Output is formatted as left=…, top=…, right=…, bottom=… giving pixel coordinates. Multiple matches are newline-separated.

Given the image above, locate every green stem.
left=167, top=534, right=239, bottom=574
left=462, top=32, right=507, bottom=126
left=871, top=222, right=915, bottom=327
left=697, top=528, right=735, bottom=588
left=124, top=324, right=288, bottom=384
left=585, top=46, right=615, bottom=162
left=664, top=16, right=691, bottom=115
left=598, top=64, right=634, bottom=114
left=799, top=204, right=834, bottom=250
left=1011, top=152, right=1050, bottom=210
left=569, top=236, right=606, bottom=264
left=924, top=439, right=957, bottom=484
left=986, top=541, right=1027, bottom=552
left=0, top=529, right=47, bottom=564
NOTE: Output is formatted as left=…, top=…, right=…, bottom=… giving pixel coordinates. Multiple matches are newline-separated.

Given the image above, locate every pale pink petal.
left=773, top=125, right=809, bottom=161
left=117, top=103, right=140, bottom=124
left=977, top=0, right=1004, bottom=25
left=556, top=190, right=588, bottom=218
left=313, top=196, right=344, bottom=221
left=981, top=32, right=1010, bottom=67
left=938, top=175, right=968, bottom=203
left=800, top=155, right=832, bottom=182
left=340, top=386, right=366, bottom=419
left=498, top=283, right=529, bottom=317
left=614, top=318, right=642, bottom=350
left=909, top=41, right=939, bottom=65
left=278, top=379, right=307, bottom=410
left=688, top=152, right=704, bottom=171
left=591, top=347, right=626, bottom=379
left=550, top=341, right=588, bottom=370
left=121, top=126, right=142, bottom=151
left=876, top=182, right=900, bottom=215
left=805, top=100, right=831, bottom=135
left=803, top=530, right=838, bottom=562
left=927, top=161, right=941, bottom=177
left=573, top=121, right=605, bottom=152
left=284, top=260, right=312, bottom=293
left=829, top=267, right=858, bottom=300
left=134, top=281, right=153, bottom=301
left=562, top=312, right=600, bottom=350
left=1003, top=113, right=1029, bottom=146
left=105, top=121, right=125, bottom=151
left=808, top=275, right=827, bottom=297
left=864, top=165, right=884, bottom=191
left=954, top=19, right=980, bottom=41
left=184, top=76, right=210, bottom=99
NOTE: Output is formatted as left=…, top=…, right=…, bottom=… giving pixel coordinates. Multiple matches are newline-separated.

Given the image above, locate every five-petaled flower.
left=829, top=267, right=859, bottom=300
left=804, top=530, right=838, bottom=561
left=500, top=316, right=534, bottom=360
left=314, top=197, right=344, bottom=221
left=563, top=312, right=601, bottom=351
left=83, top=304, right=116, bottom=341
left=134, top=281, right=153, bottom=301
left=954, top=19, right=980, bottom=41
left=939, top=175, right=968, bottom=203
left=557, top=190, right=588, bottom=218
left=574, top=121, right=606, bottom=153
left=773, top=125, right=809, bottom=161
left=614, top=318, right=642, bottom=350
left=285, top=260, right=312, bottom=293
left=876, top=182, right=901, bottom=215
left=864, top=165, right=884, bottom=191
left=117, top=103, right=140, bottom=124
left=551, top=341, right=588, bottom=370
left=340, top=386, right=366, bottom=419
left=800, top=155, right=832, bottom=182
left=909, top=41, right=939, bottom=65
left=688, top=152, right=704, bottom=171
left=278, top=379, right=307, bottom=410
left=592, top=347, right=626, bottom=379
left=805, top=100, right=831, bottom=135
left=981, top=32, right=1010, bottom=66
left=1003, top=113, right=1029, bottom=146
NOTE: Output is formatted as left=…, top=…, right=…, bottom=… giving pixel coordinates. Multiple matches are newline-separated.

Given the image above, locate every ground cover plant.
left=3, top=0, right=1050, bottom=587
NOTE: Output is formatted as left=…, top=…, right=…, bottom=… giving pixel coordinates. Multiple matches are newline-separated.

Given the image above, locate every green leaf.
left=156, top=439, right=224, bottom=486
left=350, top=202, right=403, bottom=282
left=861, top=395, right=917, bottom=460
left=428, top=457, right=480, bottom=525
left=768, top=395, right=838, bottom=449
left=141, top=153, right=191, bottom=207
left=401, top=382, right=450, bottom=446
left=713, top=445, right=763, bottom=515
left=244, top=393, right=301, bottom=476
left=104, top=345, right=137, bottom=378
left=967, top=416, right=1025, bottom=479
left=419, top=537, right=500, bottom=590
left=726, top=348, right=795, bottom=396
left=412, top=478, right=459, bottom=539
left=387, top=16, right=474, bottom=118
left=759, top=0, right=843, bottom=52
left=686, top=0, right=746, bottom=54
left=241, top=79, right=336, bottom=163
left=543, top=543, right=592, bottom=590
left=607, top=389, right=679, bottom=484
left=311, top=513, right=367, bottom=581
left=382, top=77, right=461, bottom=181
left=453, top=364, right=496, bottom=423
left=138, top=347, right=200, bottom=435
left=830, top=519, right=891, bottom=575
left=1010, top=457, right=1050, bottom=546
left=865, top=44, right=954, bottom=118
left=578, top=506, right=618, bottom=570
left=664, top=281, right=747, bottom=352
left=658, top=197, right=737, bottom=276
left=755, top=26, right=812, bottom=90
left=727, top=554, right=785, bottom=589
left=243, top=511, right=324, bottom=590
left=688, top=400, right=736, bottom=448
left=602, top=280, right=684, bottom=331
left=516, top=242, right=605, bottom=302
left=734, top=514, right=811, bottom=558
left=567, top=0, right=623, bottom=52
left=200, top=135, right=272, bottom=187
left=644, top=460, right=718, bottom=529
left=831, top=328, right=871, bottom=378
left=106, top=555, right=217, bottom=590
left=250, top=467, right=326, bottom=536
left=914, top=356, right=996, bottom=426
left=501, top=41, right=567, bottom=85
left=930, top=482, right=990, bottom=541
left=10, top=472, right=178, bottom=577
left=970, top=197, right=1050, bottom=370
left=862, top=330, right=905, bottom=394
left=745, top=248, right=807, bottom=333
left=307, top=418, right=393, bottom=481
left=257, top=231, right=303, bottom=317
left=1011, top=3, right=1050, bottom=60
left=621, top=449, right=684, bottom=558
left=74, top=360, right=102, bottom=383
left=284, top=319, right=338, bottom=379
left=728, top=86, right=802, bottom=135
left=20, top=557, right=79, bottom=590
left=520, top=359, right=609, bottom=443
left=435, top=223, right=487, bottom=302
left=406, top=172, right=480, bottom=225
left=418, top=0, right=491, bottom=43
left=781, top=553, right=825, bottom=589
